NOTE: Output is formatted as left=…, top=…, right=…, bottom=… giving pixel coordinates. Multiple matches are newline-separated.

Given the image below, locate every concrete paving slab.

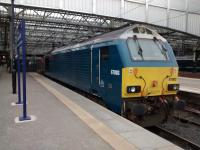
left=120, top=130, right=174, bottom=149
left=105, top=119, right=139, bottom=133
left=0, top=67, right=113, bottom=150
left=93, top=110, right=115, bottom=121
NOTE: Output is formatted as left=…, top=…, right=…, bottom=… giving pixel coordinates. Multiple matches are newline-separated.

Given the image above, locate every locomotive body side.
left=45, top=48, right=91, bottom=92
left=45, top=40, right=124, bottom=114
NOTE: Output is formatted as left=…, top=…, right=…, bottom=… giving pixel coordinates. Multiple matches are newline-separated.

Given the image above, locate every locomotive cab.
left=119, top=26, right=184, bottom=126
left=121, top=26, right=179, bottom=98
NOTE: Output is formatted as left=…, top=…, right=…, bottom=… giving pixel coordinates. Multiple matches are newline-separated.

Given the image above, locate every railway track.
left=152, top=126, right=200, bottom=150
left=173, top=108, right=200, bottom=127
left=173, top=116, right=200, bottom=128
left=185, top=105, right=200, bottom=114
left=178, top=91, right=200, bottom=107
left=154, top=99, right=200, bottom=149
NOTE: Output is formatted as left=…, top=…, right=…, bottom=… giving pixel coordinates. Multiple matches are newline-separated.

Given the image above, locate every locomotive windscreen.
left=127, top=38, right=168, bottom=61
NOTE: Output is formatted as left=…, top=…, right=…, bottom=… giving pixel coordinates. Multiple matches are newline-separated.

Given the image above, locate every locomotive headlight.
left=130, top=87, right=136, bottom=92
left=168, top=84, right=179, bottom=91
left=127, top=86, right=141, bottom=93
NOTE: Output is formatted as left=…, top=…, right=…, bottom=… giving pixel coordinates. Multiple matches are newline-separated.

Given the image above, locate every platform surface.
left=0, top=67, right=182, bottom=150
left=179, top=77, right=200, bottom=94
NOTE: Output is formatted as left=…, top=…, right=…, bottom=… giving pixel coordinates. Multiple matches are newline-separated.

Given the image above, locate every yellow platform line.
left=30, top=73, right=137, bottom=150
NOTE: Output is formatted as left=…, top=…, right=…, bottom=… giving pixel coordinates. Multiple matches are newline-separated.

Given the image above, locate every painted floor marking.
left=30, top=73, right=137, bottom=150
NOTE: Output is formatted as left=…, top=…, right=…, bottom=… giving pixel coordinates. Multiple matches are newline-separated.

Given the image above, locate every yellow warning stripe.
left=30, top=73, right=137, bottom=150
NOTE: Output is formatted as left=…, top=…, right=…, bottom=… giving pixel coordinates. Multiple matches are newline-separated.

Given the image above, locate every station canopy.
left=0, top=2, right=200, bottom=58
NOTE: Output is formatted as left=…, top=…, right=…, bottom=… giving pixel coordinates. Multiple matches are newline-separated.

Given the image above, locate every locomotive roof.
left=52, top=24, right=166, bottom=54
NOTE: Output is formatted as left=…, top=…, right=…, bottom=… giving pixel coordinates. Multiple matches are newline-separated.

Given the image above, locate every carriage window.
left=101, top=46, right=109, bottom=60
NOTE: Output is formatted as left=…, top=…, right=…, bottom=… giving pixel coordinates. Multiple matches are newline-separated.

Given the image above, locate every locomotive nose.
left=122, top=67, right=179, bottom=98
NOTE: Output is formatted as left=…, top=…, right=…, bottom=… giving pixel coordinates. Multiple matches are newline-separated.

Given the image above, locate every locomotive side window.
left=100, top=46, right=109, bottom=60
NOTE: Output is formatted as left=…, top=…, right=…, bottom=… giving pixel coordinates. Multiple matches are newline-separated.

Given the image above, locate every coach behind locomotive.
left=45, top=25, right=185, bottom=127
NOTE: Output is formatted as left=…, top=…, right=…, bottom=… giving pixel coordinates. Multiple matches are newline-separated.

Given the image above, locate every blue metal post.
left=19, top=19, right=31, bottom=121
left=16, top=47, right=22, bottom=104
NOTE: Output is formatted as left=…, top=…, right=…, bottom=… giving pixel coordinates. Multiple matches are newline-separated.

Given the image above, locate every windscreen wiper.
left=133, top=35, right=144, bottom=60
left=153, top=37, right=167, bottom=51
left=153, top=37, right=168, bottom=58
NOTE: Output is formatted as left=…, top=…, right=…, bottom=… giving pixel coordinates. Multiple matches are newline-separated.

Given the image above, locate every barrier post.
left=18, top=19, right=31, bottom=121
left=16, top=46, right=22, bottom=104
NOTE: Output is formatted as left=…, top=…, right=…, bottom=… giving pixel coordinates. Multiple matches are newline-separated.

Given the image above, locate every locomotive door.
left=91, top=45, right=109, bottom=97
left=99, top=46, right=110, bottom=97
left=91, top=45, right=99, bottom=94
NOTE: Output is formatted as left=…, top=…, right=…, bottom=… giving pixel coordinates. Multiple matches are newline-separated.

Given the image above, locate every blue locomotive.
left=44, top=25, right=184, bottom=126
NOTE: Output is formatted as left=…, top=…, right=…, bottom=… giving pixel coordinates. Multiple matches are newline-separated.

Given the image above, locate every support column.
left=4, top=25, right=8, bottom=51
left=167, top=0, right=170, bottom=27
left=193, top=41, right=200, bottom=72
left=9, top=0, right=16, bottom=94
left=145, top=0, right=149, bottom=23
left=194, top=41, right=200, bottom=61
left=185, top=0, right=189, bottom=32
left=92, top=0, right=96, bottom=14
left=120, top=0, right=125, bottom=18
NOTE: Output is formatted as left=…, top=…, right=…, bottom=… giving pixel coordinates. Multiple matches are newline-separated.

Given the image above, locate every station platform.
left=179, top=77, right=200, bottom=94
left=0, top=67, right=182, bottom=150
